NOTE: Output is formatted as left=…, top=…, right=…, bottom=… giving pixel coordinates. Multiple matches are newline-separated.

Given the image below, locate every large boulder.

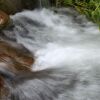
left=0, top=0, right=39, bottom=29
left=0, top=0, right=39, bottom=15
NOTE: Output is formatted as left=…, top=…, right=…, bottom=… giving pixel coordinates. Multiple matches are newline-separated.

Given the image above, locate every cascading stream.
left=1, top=8, right=100, bottom=100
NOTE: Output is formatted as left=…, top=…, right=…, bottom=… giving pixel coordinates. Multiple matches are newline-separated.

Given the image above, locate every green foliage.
left=56, top=0, right=100, bottom=26
left=63, top=0, right=73, bottom=5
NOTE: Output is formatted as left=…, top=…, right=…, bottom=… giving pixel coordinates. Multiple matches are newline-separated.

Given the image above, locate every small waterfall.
left=1, top=8, right=100, bottom=100
left=38, top=0, right=50, bottom=8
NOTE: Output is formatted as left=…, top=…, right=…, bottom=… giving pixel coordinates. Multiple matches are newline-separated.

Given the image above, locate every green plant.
left=57, top=0, right=100, bottom=27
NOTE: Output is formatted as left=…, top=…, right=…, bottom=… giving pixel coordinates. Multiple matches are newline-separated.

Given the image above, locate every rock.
left=0, top=41, right=34, bottom=68
left=0, top=0, right=39, bottom=15
left=0, top=10, right=11, bottom=29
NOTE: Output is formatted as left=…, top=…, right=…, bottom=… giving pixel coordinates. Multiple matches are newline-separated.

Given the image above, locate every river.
left=1, top=8, right=100, bottom=100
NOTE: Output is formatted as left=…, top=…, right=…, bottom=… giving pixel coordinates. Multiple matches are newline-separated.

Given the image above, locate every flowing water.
left=38, top=0, right=50, bottom=8
left=2, top=8, right=100, bottom=100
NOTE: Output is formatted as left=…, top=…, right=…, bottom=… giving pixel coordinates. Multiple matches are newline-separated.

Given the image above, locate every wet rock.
left=0, top=41, right=34, bottom=68
left=0, top=10, right=11, bottom=29
left=0, top=0, right=39, bottom=15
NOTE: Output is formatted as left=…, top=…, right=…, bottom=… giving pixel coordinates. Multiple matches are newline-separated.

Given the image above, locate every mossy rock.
left=0, top=0, right=39, bottom=15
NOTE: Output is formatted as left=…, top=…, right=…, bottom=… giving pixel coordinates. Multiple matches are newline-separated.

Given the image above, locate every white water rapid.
left=2, top=8, right=100, bottom=100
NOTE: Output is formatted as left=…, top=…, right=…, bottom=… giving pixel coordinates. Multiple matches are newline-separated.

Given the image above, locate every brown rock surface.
left=0, top=41, right=34, bottom=70
left=0, top=0, right=39, bottom=15
left=0, top=10, right=10, bottom=29
left=0, top=41, right=34, bottom=99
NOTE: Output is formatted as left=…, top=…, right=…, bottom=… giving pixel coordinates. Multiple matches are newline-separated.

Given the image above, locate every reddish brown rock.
left=0, top=10, right=10, bottom=29
left=0, top=41, right=35, bottom=98
left=0, top=41, right=34, bottom=70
